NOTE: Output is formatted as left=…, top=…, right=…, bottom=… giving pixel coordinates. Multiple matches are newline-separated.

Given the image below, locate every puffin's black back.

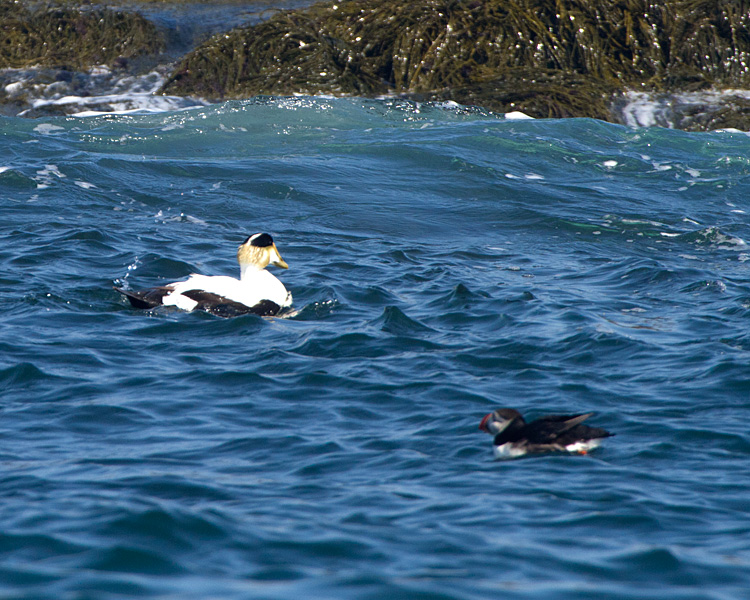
left=495, top=413, right=613, bottom=445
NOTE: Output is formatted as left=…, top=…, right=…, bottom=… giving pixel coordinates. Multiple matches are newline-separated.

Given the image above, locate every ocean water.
left=1, top=97, right=750, bottom=599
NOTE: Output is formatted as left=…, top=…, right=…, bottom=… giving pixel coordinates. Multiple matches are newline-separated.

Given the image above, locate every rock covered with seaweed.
left=160, top=0, right=750, bottom=128
left=0, top=0, right=167, bottom=116
left=0, top=1, right=164, bottom=71
left=4, top=0, right=750, bottom=129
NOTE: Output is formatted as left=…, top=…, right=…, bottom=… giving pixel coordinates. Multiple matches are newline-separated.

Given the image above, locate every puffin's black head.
left=479, top=408, right=524, bottom=435
left=244, top=232, right=274, bottom=248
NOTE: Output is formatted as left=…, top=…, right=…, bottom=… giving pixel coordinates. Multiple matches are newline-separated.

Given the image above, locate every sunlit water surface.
left=2, top=98, right=749, bottom=599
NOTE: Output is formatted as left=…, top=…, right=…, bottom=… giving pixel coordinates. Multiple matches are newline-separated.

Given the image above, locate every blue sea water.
left=1, top=97, right=750, bottom=599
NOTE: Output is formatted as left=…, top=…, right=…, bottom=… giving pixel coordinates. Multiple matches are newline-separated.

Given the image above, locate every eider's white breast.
left=163, top=271, right=291, bottom=311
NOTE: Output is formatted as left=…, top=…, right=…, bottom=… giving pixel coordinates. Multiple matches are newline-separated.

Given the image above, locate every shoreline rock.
left=4, top=0, right=750, bottom=130
left=159, top=0, right=750, bottom=125
left=0, top=1, right=165, bottom=71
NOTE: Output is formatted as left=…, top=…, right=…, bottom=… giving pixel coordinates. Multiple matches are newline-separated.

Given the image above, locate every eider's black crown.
left=244, top=233, right=274, bottom=247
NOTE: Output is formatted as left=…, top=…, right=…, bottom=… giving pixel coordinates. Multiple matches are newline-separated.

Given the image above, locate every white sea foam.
left=32, top=88, right=209, bottom=117
left=619, top=92, right=665, bottom=128
left=618, top=88, right=750, bottom=130
left=37, top=165, right=65, bottom=178
left=10, top=66, right=209, bottom=118
left=435, top=100, right=462, bottom=110
left=34, top=164, right=66, bottom=189
left=154, top=210, right=208, bottom=225
left=4, top=81, right=23, bottom=96
left=33, top=123, right=65, bottom=135
left=505, top=111, right=534, bottom=120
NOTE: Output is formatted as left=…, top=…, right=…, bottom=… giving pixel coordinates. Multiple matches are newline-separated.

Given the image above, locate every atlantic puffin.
left=115, top=233, right=292, bottom=317
left=479, top=408, right=613, bottom=459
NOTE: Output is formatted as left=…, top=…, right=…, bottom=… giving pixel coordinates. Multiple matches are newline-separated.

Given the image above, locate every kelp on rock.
left=160, top=0, right=750, bottom=120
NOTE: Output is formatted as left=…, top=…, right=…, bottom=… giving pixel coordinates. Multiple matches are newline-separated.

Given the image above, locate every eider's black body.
left=115, top=233, right=292, bottom=318
left=479, top=408, right=613, bottom=458
left=115, top=287, right=281, bottom=317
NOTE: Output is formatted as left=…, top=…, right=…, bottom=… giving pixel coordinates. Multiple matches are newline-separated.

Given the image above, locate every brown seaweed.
left=0, top=1, right=164, bottom=70
left=160, top=0, right=750, bottom=121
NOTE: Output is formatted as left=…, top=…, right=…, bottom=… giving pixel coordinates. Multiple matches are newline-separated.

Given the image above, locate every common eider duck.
left=115, top=233, right=292, bottom=317
left=479, top=408, right=613, bottom=459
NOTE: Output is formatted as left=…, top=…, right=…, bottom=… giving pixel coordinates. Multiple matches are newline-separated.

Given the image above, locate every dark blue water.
left=2, top=98, right=750, bottom=599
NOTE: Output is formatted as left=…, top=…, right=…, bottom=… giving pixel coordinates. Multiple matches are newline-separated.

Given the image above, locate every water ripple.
left=1, top=98, right=750, bottom=599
